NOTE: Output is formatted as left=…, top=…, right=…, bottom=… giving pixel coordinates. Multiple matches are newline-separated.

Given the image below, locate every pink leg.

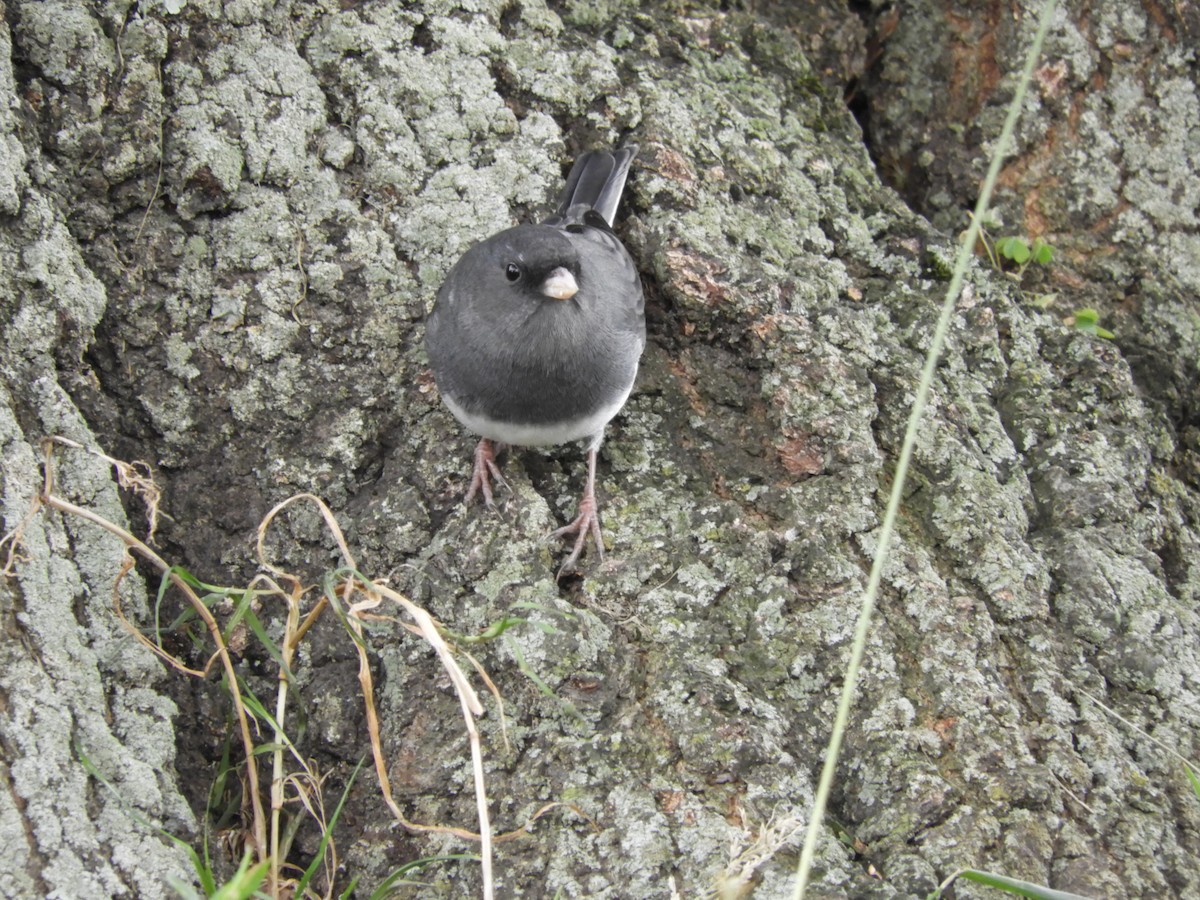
left=549, top=448, right=605, bottom=575
left=464, top=439, right=507, bottom=507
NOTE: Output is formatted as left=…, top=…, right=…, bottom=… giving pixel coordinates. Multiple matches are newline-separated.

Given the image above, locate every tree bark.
left=1, top=0, right=1197, bottom=897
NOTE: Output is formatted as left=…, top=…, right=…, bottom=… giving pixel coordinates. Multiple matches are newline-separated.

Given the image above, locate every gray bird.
left=425, top=146, right=645, bottom=575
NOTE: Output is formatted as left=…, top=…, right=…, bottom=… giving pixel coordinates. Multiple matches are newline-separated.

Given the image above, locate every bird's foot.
left=464, top=439, right=508, bottom=508
left=549, top=489, right=604, bottom=578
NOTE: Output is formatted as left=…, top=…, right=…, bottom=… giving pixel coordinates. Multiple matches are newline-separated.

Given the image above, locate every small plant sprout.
left=995, top=235, right=1054, bottom=268
left=972, top=215, right=1056, bottom=281
left=1066, top=307, right=1115, bottom=339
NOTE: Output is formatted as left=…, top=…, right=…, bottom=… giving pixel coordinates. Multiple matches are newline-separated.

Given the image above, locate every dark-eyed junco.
left=426, top=146, right=645, bottom=575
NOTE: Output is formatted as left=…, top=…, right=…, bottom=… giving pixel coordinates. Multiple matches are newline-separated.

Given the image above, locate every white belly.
left=441, top=382, right=634, bottom=451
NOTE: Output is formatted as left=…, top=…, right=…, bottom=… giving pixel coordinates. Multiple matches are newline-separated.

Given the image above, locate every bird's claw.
left=464, top=439, right=508, bottom=508
left=549, top=491, right=605, bottom=578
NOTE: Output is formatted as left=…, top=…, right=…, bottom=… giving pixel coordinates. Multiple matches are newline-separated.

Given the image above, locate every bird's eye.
left=505, top=263, right=521, bottom=282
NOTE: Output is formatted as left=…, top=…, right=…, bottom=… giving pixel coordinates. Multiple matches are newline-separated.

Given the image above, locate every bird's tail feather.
left=555, top=145, right=638, bottom=227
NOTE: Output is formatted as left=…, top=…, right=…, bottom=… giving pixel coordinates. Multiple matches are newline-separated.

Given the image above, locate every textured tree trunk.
left=1, top=0, right=1197, bottom=897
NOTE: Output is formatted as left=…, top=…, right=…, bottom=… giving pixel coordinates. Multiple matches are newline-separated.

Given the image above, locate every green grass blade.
left=790, top=1, right=1060, bottom=896
left=505, top=634, right=585, bottom=724
left=1185, top=764, right=1200, bottom=803
left=227, top=591, right=286, bottom=673
left=207, top=734, right=241, bottom=836
left=320, top=568, right=371, bottom=651
left=209, top=849, right=270, bottom=900
left=367, top=855, right=479, bottom=900
left=292, top=756, right=367, bottom=898
left=933, top=868, right=1095, bottom=900
left=76, top=742, right=215, bottom=895
left=230, top=676, right=272, bottom=728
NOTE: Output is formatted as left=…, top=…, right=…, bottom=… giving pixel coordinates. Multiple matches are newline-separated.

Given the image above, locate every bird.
left=425, top=146, right=645, bottom=576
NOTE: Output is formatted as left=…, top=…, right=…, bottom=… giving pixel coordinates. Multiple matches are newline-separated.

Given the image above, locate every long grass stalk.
left=790, top=2, right=1060, bottom=894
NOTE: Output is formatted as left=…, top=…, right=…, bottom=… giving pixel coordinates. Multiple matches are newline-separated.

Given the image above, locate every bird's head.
left=471, top=225, right=582, bottom=305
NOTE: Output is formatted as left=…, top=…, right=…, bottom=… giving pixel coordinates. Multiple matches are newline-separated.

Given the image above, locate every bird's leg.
left=550, top=447, right=605, bottom=576
left=464, top=439, right=507, bottom=507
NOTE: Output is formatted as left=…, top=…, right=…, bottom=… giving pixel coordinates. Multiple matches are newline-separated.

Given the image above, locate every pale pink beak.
left=541, top=267, right=579, bottom=300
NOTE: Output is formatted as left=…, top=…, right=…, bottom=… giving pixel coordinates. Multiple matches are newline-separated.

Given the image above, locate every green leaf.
left=233, top=597, right=291, bottom=680
left=472, top=616, right=529, bottom=641
left=210, top=850, right=270, bottom=900
left=1071, top=308, right=1115, bottom=339
left=1031, top=237, right=1054, bottom=264
left=251, top=742, right=289, bottom=756
left=457, top=606, right=565, bottom=644
left=997, top=236, right=1031, bottom=264
left=207, top=736, right=241, bottom=835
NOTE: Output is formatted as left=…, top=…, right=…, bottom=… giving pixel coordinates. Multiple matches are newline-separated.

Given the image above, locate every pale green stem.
left=790, top=2, right=1060, bottom=895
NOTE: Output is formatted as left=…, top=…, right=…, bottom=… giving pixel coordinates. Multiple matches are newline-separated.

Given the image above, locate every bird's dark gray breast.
left=434, top=226, right=644, bottom=428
